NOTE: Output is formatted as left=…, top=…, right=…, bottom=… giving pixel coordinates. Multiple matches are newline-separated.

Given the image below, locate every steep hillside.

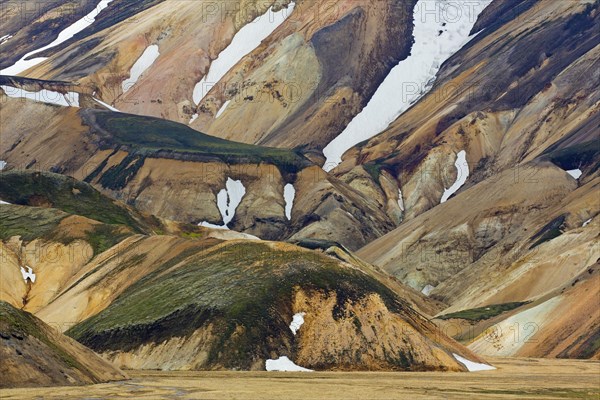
left=358, top=164, right=599, bottom=301
left=334, top=0, right=599, bottom=222
left=327, top=0, right=600, bottom=361
left=0, top=90, right=394, bottom=248
left=14, top=0, right=417, bottom=152
left=0, top=0, right=97, bottom=70
left=0, top=301, right=127, bottom=388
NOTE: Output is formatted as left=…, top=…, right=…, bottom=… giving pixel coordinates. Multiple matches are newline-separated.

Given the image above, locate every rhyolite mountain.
left=1, top=0, right=599, bottom=381
left=0, top=171, right=484, bottom=372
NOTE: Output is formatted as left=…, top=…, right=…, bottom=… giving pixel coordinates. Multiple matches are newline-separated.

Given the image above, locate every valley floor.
left=1, top=358, right=598, bottom=399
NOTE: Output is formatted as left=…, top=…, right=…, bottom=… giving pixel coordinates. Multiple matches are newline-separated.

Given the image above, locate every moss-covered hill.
left=83, top=109, right=311, bottom=173
left=0, top=170, right=163, bottom=255
left=0, top=204, right=134, bottom=256
left=66, top=240, right=477, bottom=372
left=0, top=301, right=127, bottom=388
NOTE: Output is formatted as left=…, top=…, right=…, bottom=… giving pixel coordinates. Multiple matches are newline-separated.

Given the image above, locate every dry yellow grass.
left=1, top=358, right=598, bottom=399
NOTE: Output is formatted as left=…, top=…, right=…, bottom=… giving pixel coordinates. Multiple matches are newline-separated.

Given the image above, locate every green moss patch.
left=88, top=110, right=311, bottom=173
left=0, top=171, right=147, bottom=232
left=437, top=301, right=530, bottom=321
left=529, top=214, right=566, bottom=249
left=0, top=205, right=67, bottom=242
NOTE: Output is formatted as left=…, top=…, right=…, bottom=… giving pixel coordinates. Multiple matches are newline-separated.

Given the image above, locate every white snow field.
left=266, top=356, right=313, bottom=372
left=289, top=312, right=306, bottom=335
left=583, top=218, right=592, bottom=227
left=191, top=2, right=295, bottom=105
left=1, top=85, right=79, bottom=107
left=215, top=100, right=231, bottom=119
left=122, top=45, right=160, bottom=92
left=322, top=0, right=493, bottom=171
left=566, top=169, right=582, bottom=179
left=453, top=354, right=496, bottom=372
left=0, top=161, right=6, bottom=170
left=283, top=183, right=296, bottom=220
left=200, top=178, right=246, bottom=229
left=441, top=150, right=469, bottom=203
left=20, top=267, right=36, bottom=283
left=1, top=0, right=115, bottom=76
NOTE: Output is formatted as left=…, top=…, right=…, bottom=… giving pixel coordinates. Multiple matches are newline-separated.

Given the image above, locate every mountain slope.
left=0, top=88, right=395, bottom=248
left=466, top=261, right=600, bottom=359
left=0, top=171, right=486, bottom=372
left=64, top=239, right=479, bottom=371
left=16, top=0, right=418, bottom=152
left=0, top=301, right=127, bottom=388
left=333, top=0, right=598, bottom=219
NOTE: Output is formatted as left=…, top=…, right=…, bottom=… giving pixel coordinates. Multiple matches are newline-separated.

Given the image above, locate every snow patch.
left=566, top=169, right=582, bottom=180
left=215, top=100, right=231, bottom=119
left=20, top=266, right=36, bottom=283
left=1, top=0, right=115, bottom=76
left=122, top=45, right=160, bottom=92
left=0, top=35, right=13, bottom=45
left=0, top=160, right=6, bottom=170
left=266, top=356, right=312, bottom=372
left=283, top=183, right=296, bottom=220
left=289, top=312, right=305, bottom=335
left=0, top=200, right=10, bottom=205
left=1, top=85, right=79, bottom=107
left=421, top=284, right=435, bottom=296
left=583, top=218, right=592, bottom=227
left=322, top=0, right=493, bottom=171
left=93, top=97, right=120, bottom=112
left=200, top=178, right=246, bottom=229
left=398, top=188, right=405, bottom=212
left=192, top=2, right=295, bottom=105
left=441, top=150, right=469, bottom=203
left=453, top=354, right=495, bottom=372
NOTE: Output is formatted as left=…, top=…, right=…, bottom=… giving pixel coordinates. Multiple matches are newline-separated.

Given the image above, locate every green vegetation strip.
left=92, top=111, right=310, bottom=172
left=0, top=171, right=145, bottom=232
left=437, top=302, right=530, bottom=321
